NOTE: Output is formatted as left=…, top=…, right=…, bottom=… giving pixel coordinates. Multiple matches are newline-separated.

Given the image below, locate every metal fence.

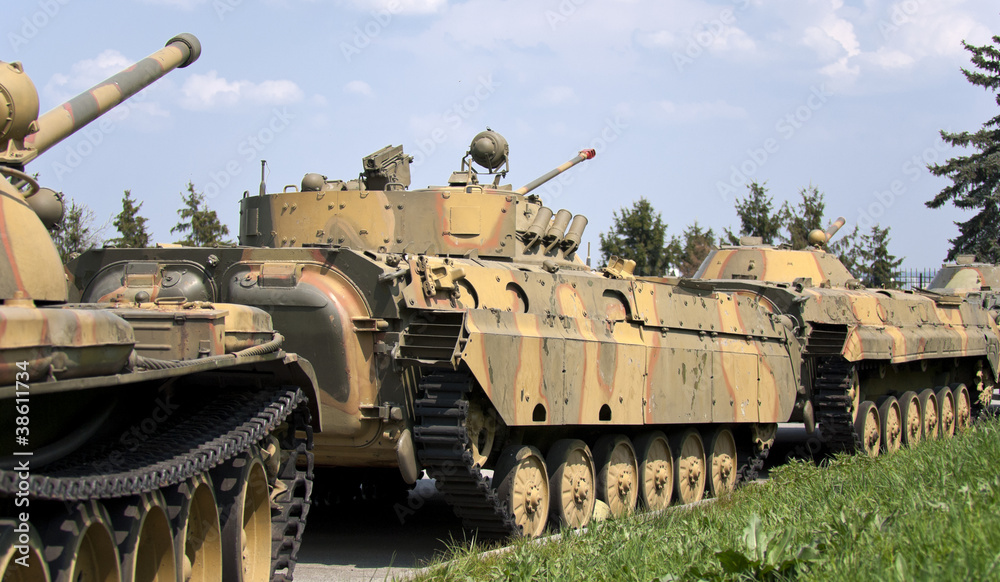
left=892, top=268, right=938, bottom=290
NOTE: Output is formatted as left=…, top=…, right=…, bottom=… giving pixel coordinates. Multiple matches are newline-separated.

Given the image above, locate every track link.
left=813, top=358, right=861, bottom=453
left=0, top=387, right=314, bottom=579
left=412, top=372, right=519, bottom=538
left=737, top=440, right=770, bottom=484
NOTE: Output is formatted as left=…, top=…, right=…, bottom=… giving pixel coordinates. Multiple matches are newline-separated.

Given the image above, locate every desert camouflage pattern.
left=696, top=235, right=1000, bottom=430
left=1, top=35, right=319, bottom=578
left=928, top=256, right=1000, bottom=314
left=70, top=135, right=803, bottom=487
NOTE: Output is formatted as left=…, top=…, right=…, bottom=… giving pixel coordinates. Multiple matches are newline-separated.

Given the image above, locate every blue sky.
left=7, top=0, right=999, bottom=267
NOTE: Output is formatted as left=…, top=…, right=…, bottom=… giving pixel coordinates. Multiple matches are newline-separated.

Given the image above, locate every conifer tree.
left=724, top=181, right=784, bottom=245
left=926, top=34, right=1000, bottom=262
left=854, top=225, right=904, bottom=289
left=52, top=199, right=104, bottom=263
left=106, top=190, right=150, bottom=248
left=599, top=198, right=675, bottom=277
left=171, top=181, right=230, bottom=246
left=780, top=185, right=826, bottom=250
left=673, top=222, right=716, bottom=277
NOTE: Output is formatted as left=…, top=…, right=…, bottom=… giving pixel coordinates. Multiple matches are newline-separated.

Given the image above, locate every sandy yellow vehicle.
left=72, top=130, right=808, bottom=538
left=695, top=224, right=999, bottom=456
left=0, top=35, right=317, bottom=581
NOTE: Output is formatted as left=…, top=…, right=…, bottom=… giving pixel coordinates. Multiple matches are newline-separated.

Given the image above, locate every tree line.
left=598, top=182, right=902, bottom=288
left=600, top=32, right=1000, bottom=286
left=52, top=34, right=1000, bottom=278
left=53, top=181, right=229, bottom=263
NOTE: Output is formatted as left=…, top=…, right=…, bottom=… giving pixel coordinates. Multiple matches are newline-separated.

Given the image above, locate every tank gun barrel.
left=4, top=34, right=201, bottom=166
left=514, top=149, right=595, bottom=195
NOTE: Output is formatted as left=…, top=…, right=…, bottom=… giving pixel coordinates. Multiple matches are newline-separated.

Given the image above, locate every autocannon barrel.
left=17, top=33, right=201, bottom=164
left=825, top=216, right=846, bottom=242
left=514, top=148, right=596, bottom=195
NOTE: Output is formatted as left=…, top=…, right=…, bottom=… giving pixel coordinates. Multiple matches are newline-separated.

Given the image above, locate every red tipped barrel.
left=515, top=149, right=596, bottom=195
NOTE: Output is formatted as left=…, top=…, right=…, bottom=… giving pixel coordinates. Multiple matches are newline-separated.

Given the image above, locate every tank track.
left=0, top=387, right=313, bottom=579
left=271, top=395, right=314, bottom=582
left=413, top=372, right=520, bottom=538
left=736, top=441, right=769, bottom=484
left=813, top=358, right=861, bottom=453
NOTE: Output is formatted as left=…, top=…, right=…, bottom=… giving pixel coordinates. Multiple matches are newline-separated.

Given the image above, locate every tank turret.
left=239, top=129, right=596, bottom=264
left=1, top=36, right=320, bottom=579
left=696, top=216, right=1000, bottom=455
left=0, top=34, right=201, bottom=303
left=695, top=217, right=855, bottom=288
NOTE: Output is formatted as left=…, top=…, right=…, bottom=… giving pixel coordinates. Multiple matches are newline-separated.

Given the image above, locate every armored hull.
left=0, top=37, right=317, bottom=580
left=72, top=134, right=805, bottom=537
left=696, top=237, right=1000, bottom=455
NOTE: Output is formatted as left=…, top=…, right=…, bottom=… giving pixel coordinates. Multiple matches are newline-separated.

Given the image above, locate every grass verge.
left=414, top=415, right=1000, bottom=581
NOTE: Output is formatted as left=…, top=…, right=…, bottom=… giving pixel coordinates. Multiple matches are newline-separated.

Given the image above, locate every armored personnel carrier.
left=927, top=255, right=1000, bottom=314
left=0, top=35, right=317, bottom=581
left=695, top=222, right=1000, bottom=456
left=71, top=129, right=807, bottom=538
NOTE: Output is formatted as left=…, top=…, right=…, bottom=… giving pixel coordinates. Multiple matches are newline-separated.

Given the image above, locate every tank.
left=71, top=129, right=807, bottom=538
left=927, top=255, right=1000, bottom=305
left=694, top=222, right=1000, bottom=454
left=0, top=36, right=319, bottom=580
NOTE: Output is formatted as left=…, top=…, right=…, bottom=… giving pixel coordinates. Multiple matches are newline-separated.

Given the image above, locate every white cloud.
left=180, top=71, right=304, bottom=110
left=345, top=80, right=373, bottom=96
left=864, top=47, right=915, bottom=70
left=535, top=86, right=577, bottom=106
left=137, top=0, right=208, bottom=8
left=346, top=0, right=446, bottom=14
left=656, top=100, right=748, bottom=124
left=42, top=50, right=133, bottom=103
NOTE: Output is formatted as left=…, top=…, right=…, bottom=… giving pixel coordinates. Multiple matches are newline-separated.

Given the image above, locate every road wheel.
left=164, top=474, right=222, bottom=582
left=213, top=448, right=272, bottom=582
left=671, top=429, right=706, bottom=505
left=878, top=396, right=902, bottom=454
left=467, top=400, right=498, bottom=468
left=110, top=491, right=176, bottom=582
left=936, top=387, right=955, bottom=438
left=44, top=501, right=120, bottom=582
left=899, top=391, right=922, bottom=447
left=707, top=428, right=738, bottom=497
left=918, top=389, right=939, bottom=440
left=546, top=439, right=596, bottom=529
left=634, top=431, right=673, bottom=511
left=593, top=435, right=638, bottom=518
left=494, top=445, right=550, bottom=538
left=854, top=401, right=881, bottom=457
left=952, top=383, right=972, bottom=432
left=1, top=519, right=49, bottom=581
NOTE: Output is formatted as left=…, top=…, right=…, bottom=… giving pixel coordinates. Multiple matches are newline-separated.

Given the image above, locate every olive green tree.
left=926, top=34, right=1000, bottom=262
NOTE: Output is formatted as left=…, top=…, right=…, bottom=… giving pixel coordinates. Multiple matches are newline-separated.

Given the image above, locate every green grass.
left=414, top=416, right=1000, bottom=581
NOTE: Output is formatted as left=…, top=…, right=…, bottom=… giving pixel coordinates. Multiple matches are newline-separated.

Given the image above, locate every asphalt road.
left=293, top=478, right=463, bottom=582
